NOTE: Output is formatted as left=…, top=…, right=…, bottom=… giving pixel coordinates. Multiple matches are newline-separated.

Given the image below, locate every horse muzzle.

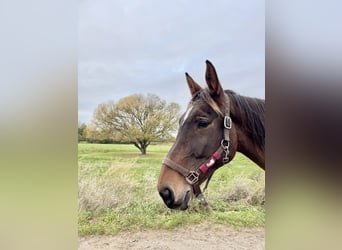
left=158, top=186, right=192, bottom=210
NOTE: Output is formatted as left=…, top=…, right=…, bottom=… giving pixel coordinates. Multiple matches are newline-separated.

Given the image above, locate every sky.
left=79, top=0, right=265, bottom=124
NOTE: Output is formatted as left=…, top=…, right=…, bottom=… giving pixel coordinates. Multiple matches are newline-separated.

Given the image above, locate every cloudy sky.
left=79, top=0, right=264, bottom=124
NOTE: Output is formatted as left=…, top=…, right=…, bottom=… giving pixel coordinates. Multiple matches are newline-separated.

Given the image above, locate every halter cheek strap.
left=162, top=93, right=232, bottom=211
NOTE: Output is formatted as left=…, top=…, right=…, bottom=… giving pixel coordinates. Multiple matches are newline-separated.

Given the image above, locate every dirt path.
left=79, top=224, right=264, bottom=250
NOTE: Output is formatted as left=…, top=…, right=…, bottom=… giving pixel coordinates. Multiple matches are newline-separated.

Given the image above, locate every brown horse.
left=157, top=60, right=264, bottom=211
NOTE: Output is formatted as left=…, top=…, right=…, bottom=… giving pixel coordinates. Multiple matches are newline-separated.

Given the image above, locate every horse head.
left=157, top=60, right=239, bottom=210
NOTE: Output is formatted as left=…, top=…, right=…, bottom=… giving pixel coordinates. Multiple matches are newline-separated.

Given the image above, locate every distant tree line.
left=79, top=93, right=180, bottom=154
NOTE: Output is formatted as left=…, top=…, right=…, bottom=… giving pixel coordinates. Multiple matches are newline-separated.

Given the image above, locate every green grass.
left=78, top=143, right=265, bottom=236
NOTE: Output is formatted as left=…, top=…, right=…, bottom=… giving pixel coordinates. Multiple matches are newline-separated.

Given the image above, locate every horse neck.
left=236, top=125, right=265, bottom=169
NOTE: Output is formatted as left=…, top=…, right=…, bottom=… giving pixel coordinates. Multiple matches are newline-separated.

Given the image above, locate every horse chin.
left=175, top=189, right=192, bottom=210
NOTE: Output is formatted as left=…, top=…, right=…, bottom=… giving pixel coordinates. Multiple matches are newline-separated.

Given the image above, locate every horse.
left=157, top=60, right=265, bottom=211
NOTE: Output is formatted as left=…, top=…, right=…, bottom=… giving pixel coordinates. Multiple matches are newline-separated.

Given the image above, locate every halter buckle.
left=224, top=116, right=232, bottom=129
left=186, top=171, right=200, bottom=185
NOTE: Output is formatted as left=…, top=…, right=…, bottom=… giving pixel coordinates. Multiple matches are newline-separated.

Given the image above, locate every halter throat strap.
left=162, top=93, right=232, bottom=210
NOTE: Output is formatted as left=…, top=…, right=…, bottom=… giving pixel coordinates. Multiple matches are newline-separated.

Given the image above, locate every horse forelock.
left=191, top=89, right=223, bottom=117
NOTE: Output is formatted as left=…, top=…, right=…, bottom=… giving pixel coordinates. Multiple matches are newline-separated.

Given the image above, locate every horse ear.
left=185, top=72, right=202, bottom=97
left=205, top=60, right=224, bottom=97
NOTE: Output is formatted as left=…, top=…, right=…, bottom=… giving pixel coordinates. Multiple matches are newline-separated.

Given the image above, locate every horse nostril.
left=159, top=187, right=174, bottom=207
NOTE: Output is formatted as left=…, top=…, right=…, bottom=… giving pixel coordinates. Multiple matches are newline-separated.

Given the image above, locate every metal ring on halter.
left=224, top=116, right=232, bottom=129
left=222, top=153, right=229, bottom=163
left=220, top=139, right=230, bottom=163
left=221, top=139, right=230, bottom=148
left=185, top=171, right=200, bottom=185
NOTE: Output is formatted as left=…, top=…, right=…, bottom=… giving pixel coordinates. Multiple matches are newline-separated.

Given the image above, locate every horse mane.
left=225, top=90, right=265, bottom=150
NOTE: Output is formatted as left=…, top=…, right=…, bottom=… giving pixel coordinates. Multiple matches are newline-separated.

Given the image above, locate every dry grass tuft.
left=78, top=161, right=138, bottom=211
left=223, top=172, right=265, bottom=205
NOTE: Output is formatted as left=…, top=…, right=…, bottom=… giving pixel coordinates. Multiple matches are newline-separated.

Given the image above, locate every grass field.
left=78, top=143, right=265, bottom=236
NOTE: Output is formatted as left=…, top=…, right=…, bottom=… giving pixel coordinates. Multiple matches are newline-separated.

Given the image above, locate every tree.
left=91, top=94, right=180, bottom=154
left=78, top=122, right=87, bottom=142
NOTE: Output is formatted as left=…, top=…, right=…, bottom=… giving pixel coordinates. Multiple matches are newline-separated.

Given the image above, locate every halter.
left=162, top=93, right=232, bottom=210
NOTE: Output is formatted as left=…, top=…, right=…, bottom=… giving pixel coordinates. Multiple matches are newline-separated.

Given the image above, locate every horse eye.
left=197, top=120, right=209, bottom=128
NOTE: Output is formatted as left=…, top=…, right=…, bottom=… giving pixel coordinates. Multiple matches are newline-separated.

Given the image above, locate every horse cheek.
left=191, top=136, right=208, bottom=158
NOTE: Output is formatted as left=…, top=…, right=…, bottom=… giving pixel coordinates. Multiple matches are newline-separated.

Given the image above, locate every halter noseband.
left=162, top=93, right=232, bottom=210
